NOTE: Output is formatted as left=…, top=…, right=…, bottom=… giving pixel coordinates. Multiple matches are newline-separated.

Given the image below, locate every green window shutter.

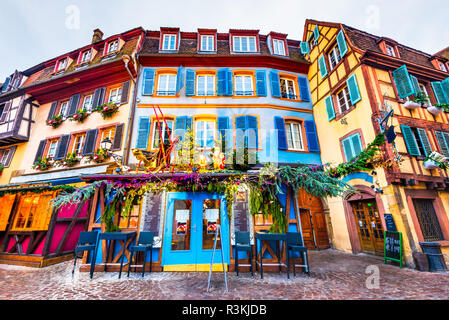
left=346, top=74, right=362, bottom=105
left=416, top=128, right=432, bottom=156
left=342, top=133, right=363, bottom=161
left=401, top=125, right=420, bottom=156
left=325, top=95, right=335, bottom=121
left=318, top=55, right=328, bottom=78
left=342, top=138, right=354, bottom=162
left=351, top=133, right=363, bottom=157
left=336, top=30, right=348, bottom=57
left=441, top=78, right=449, bottom=102
left=435, top=131, right=449, bottom=157
left=410, top=75, right=421, bottom=96
left=431, top=82, right=448, bottom=104
left=313, top=25, right=320, bottom=42
left=393, top=65, right=415, bottom=99
left=300, top=42, right=309, bottom=54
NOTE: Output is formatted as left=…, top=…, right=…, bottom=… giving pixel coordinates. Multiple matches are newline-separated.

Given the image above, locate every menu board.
left=384, top=214, right=398, bottom=232
left=231, top=191, right=254, bottom=245
left=139, top=192, right=164, bottom=248
left=384, top=231, right=403, bottom=268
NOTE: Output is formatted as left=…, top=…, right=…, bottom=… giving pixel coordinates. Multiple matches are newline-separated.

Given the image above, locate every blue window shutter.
left=235, top=116, right=247, bottom=148
left=350, top=133, right=362, bottom=157
left=217, top=116, right=229, bottom=139
left=274, top=117, right=287, bottom=150
left=1, top=77, right=11, bottom=93
left=393, top=65, right=414, bottom=99
left=298, top=76, right=310, bottom=102
left=304, top=120, right=320, bottom=152
left=318, top=55, right=328, bottom=78
left=54, top=135, right=70, bottom=160
left=185, top=116, right=193, bottom=131
left=246, top=115, right=258, bottom=149
left=342, top=138, right=353, bottom=162
left=255, top=70, right=267, bottom=96
left=269, top=71, right=281, bottom=98
left=135, top=117, right=150, bottom=149
left=82, top=129, right=98, bottom=156
left=300, top=42, right=309, bottom=54
left=176, top=66, right=184, bottom=94
left=336, top=30, right=348, bottom=57
left=346, top=74, right=361, bottom=105
left=431, top=82, right=448, bottom=104
left=226, top=70, right=233, bottom=96
left=410, top=75, right=421, bottom=96
left=416, top=128, right=432, bottom=156
left=185, top=69, right=196, bottom=96
left=400, top=125, right=420, bottom=156
left=34, top=140, right=47, bottom=164
left=325, top=95, right=336, bottom=121
left=313, top=25, right=320, bottom=42
left=142, top=68, right=155, bottom=96
left=217, top=68, right=227, bottom=96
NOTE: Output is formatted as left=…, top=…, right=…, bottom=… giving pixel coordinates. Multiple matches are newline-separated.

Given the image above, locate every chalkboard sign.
left=139, top=192, right=164, bottom=248
left=231, top=191, right=254, bottom=245
left=384, top=214, right=397, bottom=232
left=384, top=231, right=402, bottom=268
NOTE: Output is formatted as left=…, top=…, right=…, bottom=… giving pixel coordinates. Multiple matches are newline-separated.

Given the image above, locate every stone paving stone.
left=0, top=249, right=448, bottom=300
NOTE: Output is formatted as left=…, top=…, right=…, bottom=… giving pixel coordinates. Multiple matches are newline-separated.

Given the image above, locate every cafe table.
left=255, top=232, right=287, bottom=279
left=90, top=231, right=137, bottom=279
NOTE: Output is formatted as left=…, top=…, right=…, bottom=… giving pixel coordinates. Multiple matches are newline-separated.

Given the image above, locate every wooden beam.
left=56, top=200, right=86, bottom=255
left=42, top=206, right=59, bottom=257
left=27, top=231, right=47, bottom=255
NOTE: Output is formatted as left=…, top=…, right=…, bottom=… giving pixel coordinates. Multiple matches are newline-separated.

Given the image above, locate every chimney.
left=92, top=28, right=104, bottom=44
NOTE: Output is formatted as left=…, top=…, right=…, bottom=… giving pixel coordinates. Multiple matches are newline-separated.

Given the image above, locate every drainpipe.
left=121, top=54, right=141, bottom=166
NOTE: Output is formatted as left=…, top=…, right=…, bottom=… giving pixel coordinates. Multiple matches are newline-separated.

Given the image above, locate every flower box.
left=423, top=160, right=440, bottom=170
left=47, top=115, right=63, bottom=128
left=427, top=105, right=443, bottom=116
left=403, top=101, right=421, bottom=110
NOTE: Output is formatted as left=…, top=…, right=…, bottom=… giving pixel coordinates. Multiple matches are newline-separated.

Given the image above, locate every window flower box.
left=54, top=152, right=80, bottom=168
left=427, top=105, right=443, bottom=116
left=69, top=109, right=89, bottom=123
left=424, top=151, right=448, bottom=170
left=47, top=115, right=63, bottom=128
left=33, top=158, right=53, bottom=171
left=87, top=148, right=110, bottom=164
left=403, top=101, right=421, bottom=110
left=95, top=102, right=120, bottom=120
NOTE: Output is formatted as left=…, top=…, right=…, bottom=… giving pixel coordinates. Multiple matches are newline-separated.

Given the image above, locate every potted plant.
left=87, top=148, right=110, bottom=164
left=55, top=152, right=80, bottom=167
left=32, top=157, right=53, bottom=171
left=428, top=103, right=449, bottom=116
left=423, top=151, right=448, bottom=170
left=69, top=109, right=88, bottom=123
left=95, top=102, right=120, bottom=119
left=47, top=114, right=63, bottom=128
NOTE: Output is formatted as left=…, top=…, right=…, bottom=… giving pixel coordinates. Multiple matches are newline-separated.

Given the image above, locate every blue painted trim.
left=342, top=172, right=374, bottom=184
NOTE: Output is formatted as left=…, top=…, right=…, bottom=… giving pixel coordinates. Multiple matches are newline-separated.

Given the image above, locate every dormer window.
left=272, top=38, right=286, bottom=56
left=106, top=40, right=119, bottom=55
left=200, top=35, right=215, bottom=51
left=55, top=58, right=68, bottom=72
left=386, top=44, right=396, bottom=57
left=438, top=61, right=448, bottom=72
left=233, top=36, right=257, bottom=53
left=162, top=34, right=177, bottom=51
left=79, top=49, right=92, bottom=64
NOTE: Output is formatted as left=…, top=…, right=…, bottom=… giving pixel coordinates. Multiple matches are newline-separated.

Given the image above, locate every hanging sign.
left=384, top=231, right=403, bottom=268
left=176, top=222, right=187, bottom=235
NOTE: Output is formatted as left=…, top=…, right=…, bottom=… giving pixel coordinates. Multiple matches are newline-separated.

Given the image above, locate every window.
left=106, top=40, right=119, bottom=54
left=59, top=101, right=69, bottom=118
left=234, top=75, right=254, bottom=96
left=118, top=203, right=140, bottom=229
left=233, top=36, right=257, bottom=52
left=82, top=94, right=94, bottom=112
left=341, top=133, right=363, bottom=161
left=438, top=61, right=448, bottom=72
left=56, top=58, right=67, bottom=72
left=419, top=84, right=431, bottom=105
left=328, top=45, right=342, bottom=70
left=309, top=37, right=316, bottom=52
left=285, top=121, right=304, bottom=151
left=100, top=127, right=116, bottom=146
left=157, top=74, right=177, bottom=96
left=47, top=140, right=59, bottom=159
left=162, top=34, right=177, bottom=51
left=273, top=39, right=286, bottom=56
left=0, top=149, right=10, bottom=166
left=108, top=87, right=122, bottom=103
left=386, top=45, right=396, bottom=57
left=0, top=103, right=5, bottom=119
left=337, top=87, right=353, bottom=113
left=200, top=35, right=214, bottom=51
left=151, top=120, right=173, bottom=149
left=280, top=77, right=297, bottom=100
left=195, top=119, right=216, bottom=149
left=11, top=193, right=53, bottom=231
left=197, top=75, right=215, bottom=96
left=80, top=50, right=92, bottom=64
left=72, top=134, right=85, bottom=155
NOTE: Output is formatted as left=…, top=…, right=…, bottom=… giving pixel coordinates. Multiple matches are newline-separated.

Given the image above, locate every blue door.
left=162, top=192, right=230, bottom=268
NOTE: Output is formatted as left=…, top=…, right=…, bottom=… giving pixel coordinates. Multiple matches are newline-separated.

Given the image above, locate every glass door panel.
left=202, top=199, right=221, bottom=250
left=171, top=200, right=192, bottom=251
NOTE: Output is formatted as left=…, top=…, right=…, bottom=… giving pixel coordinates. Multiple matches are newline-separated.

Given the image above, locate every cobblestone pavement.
left=0, top=249, right=448, bottom=300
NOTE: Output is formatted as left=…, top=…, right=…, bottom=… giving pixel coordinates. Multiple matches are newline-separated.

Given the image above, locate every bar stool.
left=127, top=232, right=155, bottom=278
left=286, top=232, right=310, bottom=278
left=235, top=231, right=254, bottom=277
left=72, top=231, right=99, bottom=276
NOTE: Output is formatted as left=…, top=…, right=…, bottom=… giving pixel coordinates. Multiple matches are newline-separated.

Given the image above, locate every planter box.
left=427, top=105, right=443, bottom=116
left=423, top=160, right=440, bottom=170
left=403, top=101, right=421, bottom=110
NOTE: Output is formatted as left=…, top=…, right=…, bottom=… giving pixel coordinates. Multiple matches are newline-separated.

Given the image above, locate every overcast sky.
left=1, top=0, right=448, bottom=80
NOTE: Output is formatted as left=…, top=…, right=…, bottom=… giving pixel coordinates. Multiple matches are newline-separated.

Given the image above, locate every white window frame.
left=285, top=121, right=304, bottom=151
left=82, top=95, right=94, bottom=112
left=157, top=74, right=177, bottom=96
left=328, top=45, right=342, bottom=70
left=56, top=58, right=67, bottom=72
left=280, top=78, right=297, bottom=100
left=196, top=75, right=215, bottom=96
left=234, top=75, right=254, bottom=96
left=107, top=40, right=119, bottom=54
left=232, top=36, right=257, bottom=53
left=80, top=50, right=92, bottom=64
left=273, top=38, right=286, bottom=56
left=108, top=87, right=122, bottom=103
left=419, top=84, right=431, bottom=106
left=438, top=61, right=448, bottom=72
left=151, top=120, right=174, bottom=149
left=386, top=45, right=396, bottom=57
left=59, top=101, right=69, bottom=118
left=72, top=135, right=85, bottom=155
left=195, top=120, right=216, bottom=149
left=337, top=87, right=352, bottom=113
left=200, top=35, right=214, bottom=51
left=162, top=34, right=177, bottom=51
left=0, top=149, right=10, bottom=166
left=47, top=140, right=58, bottom=159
